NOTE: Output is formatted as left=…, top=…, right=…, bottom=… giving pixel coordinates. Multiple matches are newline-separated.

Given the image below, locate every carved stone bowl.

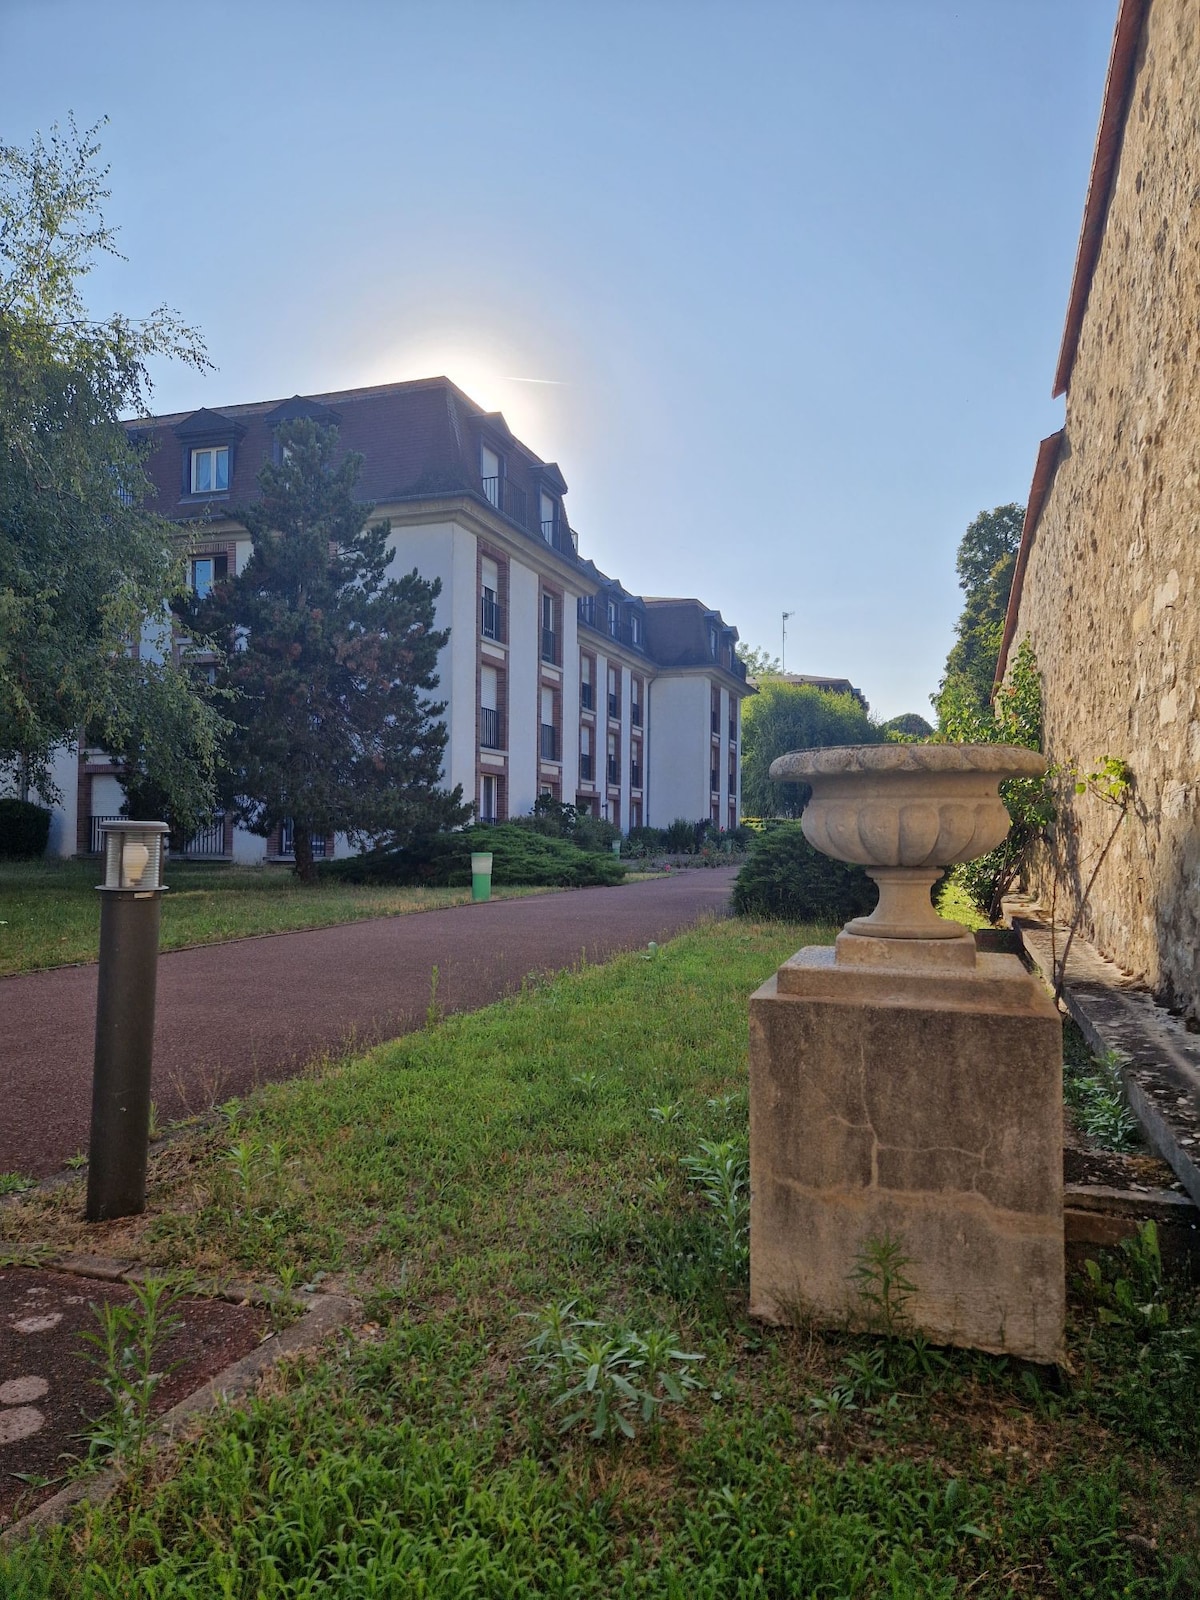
left=769, top=744, right=1046, bottom=955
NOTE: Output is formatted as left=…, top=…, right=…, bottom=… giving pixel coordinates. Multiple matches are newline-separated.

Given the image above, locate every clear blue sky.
left=4, top=0, right=1116, bottom=719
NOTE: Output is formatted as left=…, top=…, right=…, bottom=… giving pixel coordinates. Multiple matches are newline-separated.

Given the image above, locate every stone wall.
left=1011, top=0, right=1200, bottom=1019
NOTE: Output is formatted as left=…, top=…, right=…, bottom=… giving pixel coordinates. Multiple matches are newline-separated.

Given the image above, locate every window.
left=630, top=676, right=642, bottom=727
left=480, top=774, right=499, bottom=826
left=191, top=553, right=228, bottom=598
left=607, top=599, right=620, bottom=639
left=279, top=820, right=327, bottom=860
left=630, top=740, right=642, bottom=790
left=540, top=490, right=557, bottom=544
left=631, top=799, right=642, bottom=830
left=580, top=654, right=594, bottom=710
left=607, top=731, right=618, bottom=785
left=708, top=625, right=719, bottom=659
left=711, top=688, right=721, bottom=735
left=580, top=724, right=593, bottom=782
left=608, top=665, right=620, bottom=720
left=630, top=612, right=643, bottom=646
left=541, top=593, right=558, bottom=664
left=190, top=446, right=229, bottom=494
left=540, top=686, right=557, bottom=761
left=578, top=595, right=595, bottom=628
left=481, top=556, right=501, bottom=640
left=480, top=666, right=502, bottom=749
left=481, top=442, right=502, bottom=507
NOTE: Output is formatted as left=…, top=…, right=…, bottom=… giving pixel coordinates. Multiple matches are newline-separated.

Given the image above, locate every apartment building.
left=62, top=377, right=749, bottom=861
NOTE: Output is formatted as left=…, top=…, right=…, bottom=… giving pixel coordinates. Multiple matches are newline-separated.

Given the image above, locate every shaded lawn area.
left=2, top=920, right=1196, bottom=1596
left=0, top=859, right=545, bottom=976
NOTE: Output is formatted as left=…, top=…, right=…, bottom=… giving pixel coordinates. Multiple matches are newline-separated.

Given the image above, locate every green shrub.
left=324, top=824, right=625, bottom=889
left=0, top=797, right=51, bottom=859
left=664, top=818, right=703, bottom=853
left=732, top=823, right=876, bottom=923
left=573, top=813, right=620, bottom=853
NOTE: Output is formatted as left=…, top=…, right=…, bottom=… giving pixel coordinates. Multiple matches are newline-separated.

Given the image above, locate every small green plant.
left=1065, top=1046, right=1139, bottom=1151
left=571, top=1070, right=600, bottom=1096
left=1085, top=1221, right=1170, bottom=1333
left=426, top=963, right=442, bottom=1028
left=849, top=1232, right=916, bottom=1335
left=147, top=1099, right=162, bottom=1141
left=524, top=1301, right=703, bottom=1441
left=807, top=1384, right=859, bottom=1429
left=226, top=1135, right=263, bottom=1203
left=78, top=1277, right=183, bottom=1467
left=649, top=1099, right=683, bottom=1125
left=64, top=1151, right=88, bottom=1170
left=681, top=1137, right=749, bottom=1270
left=0, top=1170, right=34, bottom=1194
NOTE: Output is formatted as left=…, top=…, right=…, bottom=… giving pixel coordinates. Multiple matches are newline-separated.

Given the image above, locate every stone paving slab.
left=0, top=868, right=737, bottom=1179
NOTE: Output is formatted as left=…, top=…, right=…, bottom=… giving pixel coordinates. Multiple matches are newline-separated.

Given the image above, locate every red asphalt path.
left=0, top=868, right=737, bottom=1178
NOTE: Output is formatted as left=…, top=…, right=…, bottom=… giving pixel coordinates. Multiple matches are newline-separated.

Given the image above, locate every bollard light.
left=86, top=820, right=169, bottom=1223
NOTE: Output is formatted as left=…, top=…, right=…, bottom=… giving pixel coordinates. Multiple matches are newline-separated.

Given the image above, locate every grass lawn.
left=0, top=860, right=547, bottom=976
left=2, top=919, right=1196, bottom=1596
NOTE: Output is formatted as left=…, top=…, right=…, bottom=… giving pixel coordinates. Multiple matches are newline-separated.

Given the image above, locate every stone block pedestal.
left=749, top=944, right=1064, bottom=1363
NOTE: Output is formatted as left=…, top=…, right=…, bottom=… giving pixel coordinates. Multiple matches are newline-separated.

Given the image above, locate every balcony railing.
left=630, top=702, right=642, bottom=727
left=541, top=627, right=558, bottom=665
left=711, top=712, right=721, bottom=734
left=480, top=706, right=503, bottom=750
left=728, top=720, right=737, bottom=743
left=279, top=821, right=327, bottom=859
left=481, top=594, right=502, bottom=641
left=630, top=764, right=642, bottom=789
left=480, top=475, right=528, bottom=528
left=578, top=597, right=595, bottom=627
left=607, top=757, right=619, bottom=785
left=540, top=723, right=558, bottom=762
left=608, top=692, right=619, bottom=719
left=579, top=752, right=593, bottom=782
left=581, top=681, right=594, bottom=711
left=711, top=772, right=720, bottom=794
left=88, top=814, right=122, bottom=854
left=179, top=814, right=228, bottom=858
left=540, top=519, right=556, bottom=544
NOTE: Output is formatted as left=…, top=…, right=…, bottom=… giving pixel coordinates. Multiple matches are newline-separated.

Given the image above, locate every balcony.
left=541, top=627, right=559, bottom=665
left=581, top=681, right=594, bottom=711
left=607, top=692, right=620, bottom=719
left=579, top=752, right=593, bottom=782
left=481, top=475, right=528, bottom=528
left=180, top=814, right=228, bottom=858
left=630, top=764, right=642, bottom=789
left=631, top=701, right=642, bottom=727
left=279, top=821, right=327, bottom=859
left=540, top=723, right=558, bottom=762
left=481, top=594, right=502, bottom=641
left=480, top=707, right=503, bottom=750
left=607, top=757, right=619, bottom=785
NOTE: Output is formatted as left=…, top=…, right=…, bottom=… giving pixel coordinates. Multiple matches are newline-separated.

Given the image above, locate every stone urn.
left=769, top=744, right=1046, bottom=967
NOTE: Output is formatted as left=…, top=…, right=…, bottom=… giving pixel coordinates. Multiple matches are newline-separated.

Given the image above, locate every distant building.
left=52, top=377, right=750, bottom=860
left=752, top=672, right=868, bottom=711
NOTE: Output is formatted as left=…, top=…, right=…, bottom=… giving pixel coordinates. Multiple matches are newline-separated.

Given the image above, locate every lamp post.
left=86, top=821, right=169, bottom=1223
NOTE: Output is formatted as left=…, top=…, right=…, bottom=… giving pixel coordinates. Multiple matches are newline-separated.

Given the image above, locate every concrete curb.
left=1, top=1282, right=357, bottom=1544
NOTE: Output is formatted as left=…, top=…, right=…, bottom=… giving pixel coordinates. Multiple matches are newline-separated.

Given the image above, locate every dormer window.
left=607, top=599, right=620, bottom=639
left=709, top=624, right=719, bottom=659
left=630, top=612, right=643, bottom=647
left=540, top=490, right=557, bottom=544
left=481, top=442, right=502, bottom=508
left=191, top=446, right=229, bottom=495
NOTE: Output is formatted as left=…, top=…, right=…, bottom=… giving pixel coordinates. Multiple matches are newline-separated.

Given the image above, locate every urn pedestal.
left=748, top=745, right=1064, bottom=1363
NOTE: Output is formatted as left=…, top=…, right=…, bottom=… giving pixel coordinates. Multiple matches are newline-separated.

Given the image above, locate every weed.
left=426, top=963, right=442, bottom=1029
left=1065, top=1044, right=1140, bottom=1151
left=681, top=1136, right=749, bottom=1270
left=571, top=1070, right=600, bottom=1096
left=78, top=1277, right=183, bottom=1467
left=64, top=1151, right=88, bottom=1170
left=147, top=1099, right=162, bottom=1142
left=524, top=1300, right=703, bottom=1440
left=0, top=1171, right=34, bottom=1195
left=1084, top=1220, right=1170, bottom=1332
left=649, top=1099, right=683, bottom=1125
left=849, top=1231, right=916, bottom=1335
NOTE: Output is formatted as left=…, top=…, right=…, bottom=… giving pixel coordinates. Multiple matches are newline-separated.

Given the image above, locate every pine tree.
left=932, top=503, right=1025, bottom=735
left=186, top=419, right=468, bottom=880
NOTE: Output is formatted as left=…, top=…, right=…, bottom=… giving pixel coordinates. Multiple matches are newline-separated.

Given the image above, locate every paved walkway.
left=1, top=869, right=737, bottom=1178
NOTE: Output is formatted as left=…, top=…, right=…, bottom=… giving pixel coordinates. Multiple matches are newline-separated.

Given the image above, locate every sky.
left=3, top=0, right=1117, bottom=720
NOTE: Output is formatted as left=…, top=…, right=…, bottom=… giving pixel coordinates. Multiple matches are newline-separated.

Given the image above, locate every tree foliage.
left=0, top=116, right=223, bottom=812
left=881, top=712, right=934, bottom=741
left=932, top=503, right=1025, bottom=733
left=185, top=419, right=469, bottom=881
left=740, top=681, right=882, bottom=818
left=735, top=642, right=782, bottom=679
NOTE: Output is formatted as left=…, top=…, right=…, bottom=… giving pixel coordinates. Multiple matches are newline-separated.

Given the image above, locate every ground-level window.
left=191, top=553, right=228, bottom=598
left=631, top=799, right=642, bottom=829
left=480, top=773, right=499, bottom=825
